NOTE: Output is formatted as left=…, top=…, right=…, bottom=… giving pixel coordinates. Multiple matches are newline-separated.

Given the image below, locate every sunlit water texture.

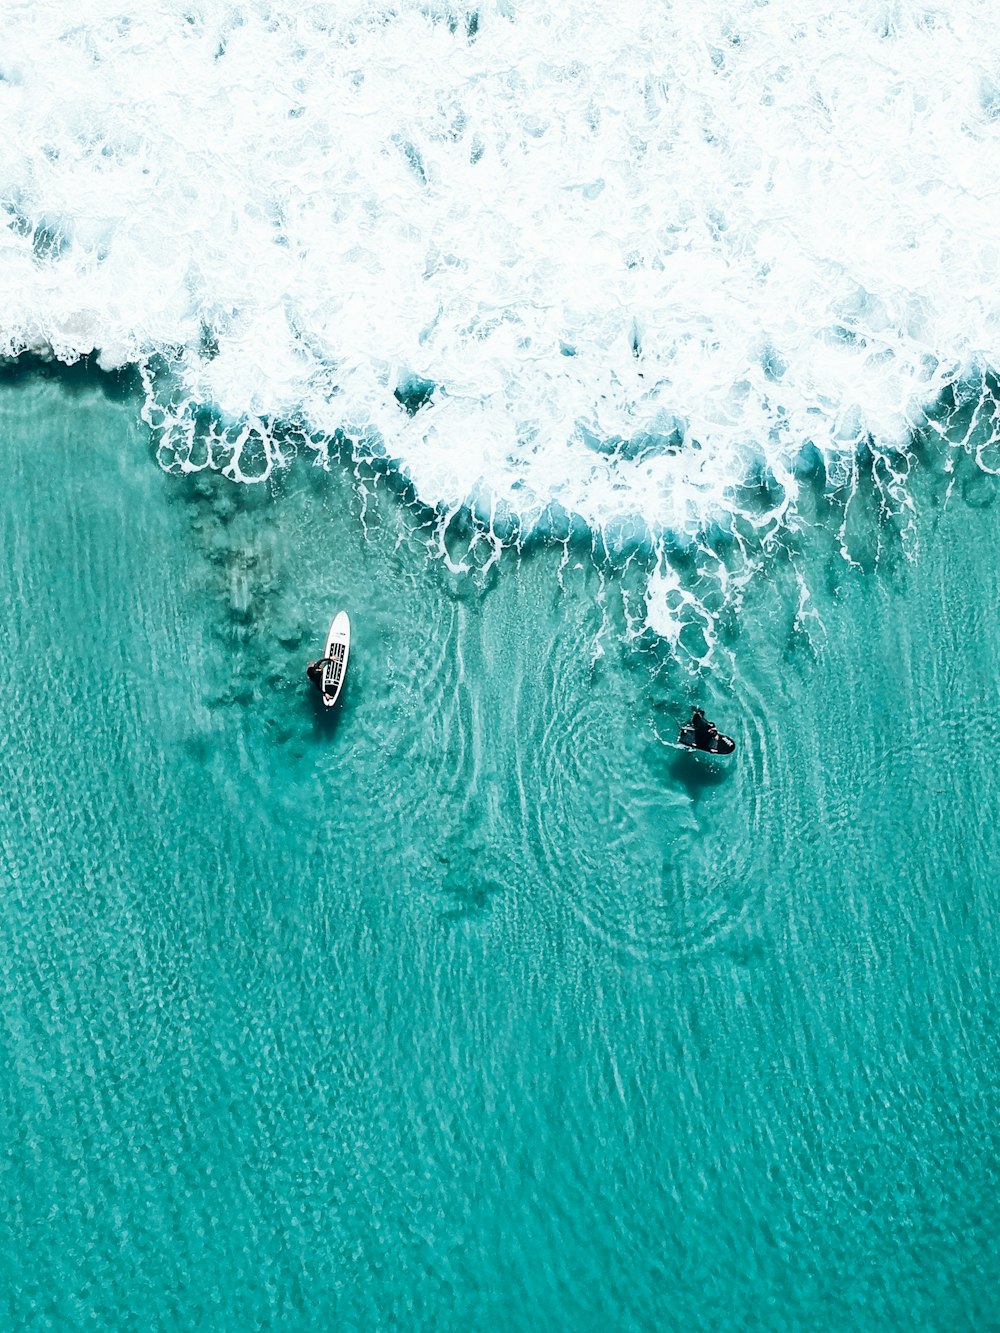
left=1, top=373, right=999, bottom=1328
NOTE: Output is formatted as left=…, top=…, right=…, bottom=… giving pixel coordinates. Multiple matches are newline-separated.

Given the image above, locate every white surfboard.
left=321, top=611, right=350, bottom=708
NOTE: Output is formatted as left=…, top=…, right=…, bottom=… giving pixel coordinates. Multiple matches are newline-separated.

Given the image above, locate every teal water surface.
left=1, top=372, right=999, bottom=1330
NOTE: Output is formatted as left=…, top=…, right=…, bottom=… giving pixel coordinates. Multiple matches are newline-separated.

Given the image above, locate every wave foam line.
left=2, top=0, right=1000, bottom=569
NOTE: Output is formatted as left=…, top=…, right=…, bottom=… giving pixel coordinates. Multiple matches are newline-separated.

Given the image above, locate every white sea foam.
left=2, top=0, right=1000, bottom=602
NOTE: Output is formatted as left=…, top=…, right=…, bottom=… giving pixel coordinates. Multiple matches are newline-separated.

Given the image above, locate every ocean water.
left=2, top=370, right=999, bottom=1329
left=3, top=3, right=1000, bottom=1328
left=4, top=0, right=1000, bottom=590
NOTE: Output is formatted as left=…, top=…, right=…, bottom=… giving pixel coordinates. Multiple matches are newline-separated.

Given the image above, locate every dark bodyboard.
left=678, top=725, right=735, bottom=755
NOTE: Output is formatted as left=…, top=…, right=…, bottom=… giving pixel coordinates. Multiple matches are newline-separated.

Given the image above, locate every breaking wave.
left=4, top=0, right=1000, bottom=624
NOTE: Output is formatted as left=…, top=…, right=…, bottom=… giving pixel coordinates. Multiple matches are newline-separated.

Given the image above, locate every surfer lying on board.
left=306, top=658, right=333, bottom=692
left=691, top=708, right=716, bottom=750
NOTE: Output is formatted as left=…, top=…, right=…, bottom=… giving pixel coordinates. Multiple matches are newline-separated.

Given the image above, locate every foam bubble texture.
left=1, top=0, right=998, bottom=546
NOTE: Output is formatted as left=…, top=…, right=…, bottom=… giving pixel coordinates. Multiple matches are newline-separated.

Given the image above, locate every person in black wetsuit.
left=306, top=658, right=332, bottom=693
left=691, top=708, right=714, bottom=750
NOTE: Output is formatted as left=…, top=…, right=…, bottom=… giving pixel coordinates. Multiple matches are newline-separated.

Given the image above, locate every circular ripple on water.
left=380, top=597, right=488, bottom=819
left=518, top=639, right=787, bottom=964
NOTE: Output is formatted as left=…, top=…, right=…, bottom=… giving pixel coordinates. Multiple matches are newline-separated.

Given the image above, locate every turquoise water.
left=2, top=370, right=999, bottom=1330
